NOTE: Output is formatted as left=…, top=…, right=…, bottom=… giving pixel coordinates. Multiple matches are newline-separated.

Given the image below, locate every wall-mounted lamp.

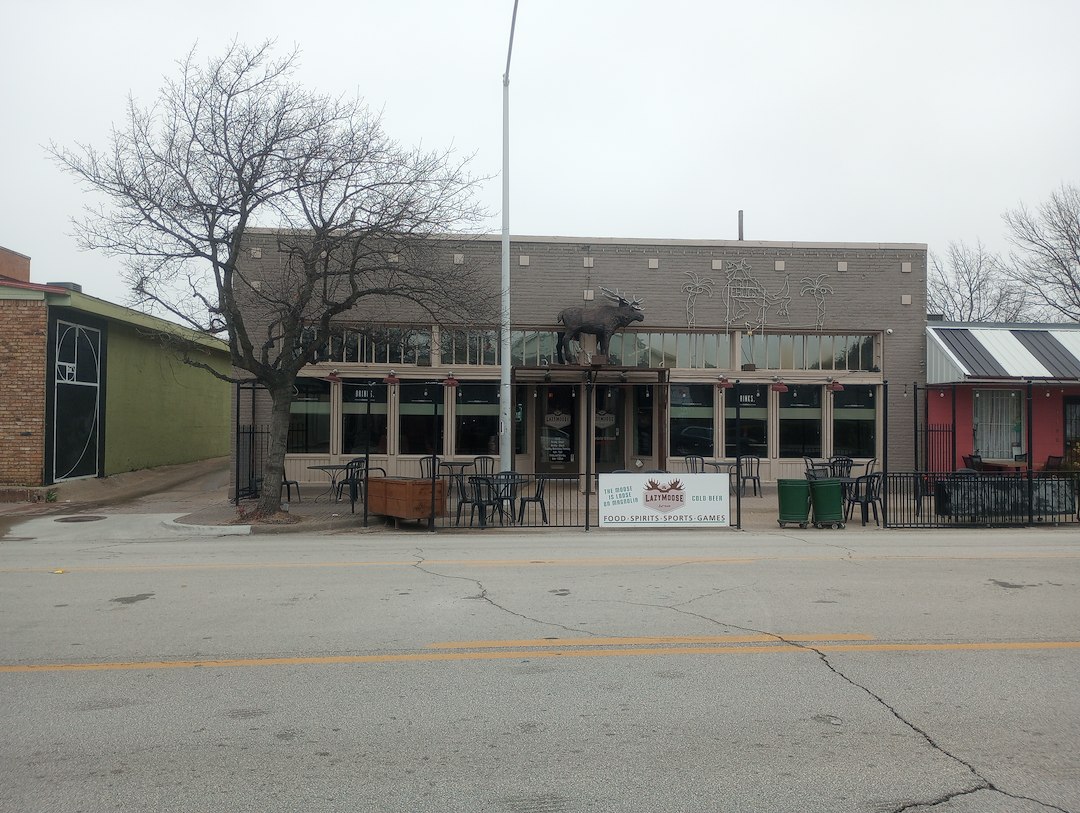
left=716, top=376, right=734, bottom=389
left=1045, top=390, right=1052, bottom=398
left=939, top=390, right=945, bottom=398
left=443, top=372, right=459, bottom=388
left=826, top=378, right=844, bottom=392
left=383, top=370, right=401, bottom=385
left=323, top=369, right=342, bottom=384
left=770, top=377, right=789, bottom=393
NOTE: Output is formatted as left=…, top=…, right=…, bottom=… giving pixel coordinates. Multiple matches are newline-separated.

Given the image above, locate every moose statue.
left=555, top=287, right=644, bottom=364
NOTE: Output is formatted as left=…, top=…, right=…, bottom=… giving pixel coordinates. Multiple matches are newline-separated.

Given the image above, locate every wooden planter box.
left=367, top=477, right=447, bottom=520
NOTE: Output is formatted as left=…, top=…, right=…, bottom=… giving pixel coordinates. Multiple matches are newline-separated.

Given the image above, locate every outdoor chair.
left=517, top=475, right=549, bottom=525
left=419, top=455, right=440, bottom=479
left=338, top=459, right=386, bottom=514
left=467, top=475, right=504, bottom=528
left=453, top=469, right=482, bottom=526
left=863, top=458, right=878, bottom=476
left=473, top=455, right=496, bottom=476
left=736, top=455, right=762, bottom=497
left=1045, top=455, right=1064, bottom=471
left=684, top=455, right=705, bottom=473
left=806, top=466, right=830, bottom=481
left=962, top=454, right=983, bottom=472
left=828, top=456, right=854, bottom=478
left=845, top=472, right=883, bottom=526
left=281, top=468, right=301, bottom=503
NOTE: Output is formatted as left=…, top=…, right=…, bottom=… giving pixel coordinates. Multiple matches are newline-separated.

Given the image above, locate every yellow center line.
left=430, top=633, right=875, bottom=648
left=4, top=640, right=1079, bottom=673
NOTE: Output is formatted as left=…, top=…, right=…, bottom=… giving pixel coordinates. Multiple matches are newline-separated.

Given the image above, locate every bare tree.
left=927, top=239, right=1033, bottom=322
left=1001, top=183, right=1080, bottom=321
left=51, top=41, right=490, bottom=516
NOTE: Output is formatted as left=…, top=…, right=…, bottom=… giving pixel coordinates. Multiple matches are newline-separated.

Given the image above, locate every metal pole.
left=882, top=380, right=889, bottom=527
left=498, top=0, right=520, bottom=471
left=951, top=384, right=957, bottom=471
left=585, top=373, right=593, bottom=531
left=430, top=384, right=438, bottom=533
left=234, top=382, right=241, bottom=505
left=363, top=381, right=372, bottom=528
left=912, top=381, right=919, bottom=471
left=1027, top=380, right=1034, bottom=525
left=734, top=380, right=742, bottom=530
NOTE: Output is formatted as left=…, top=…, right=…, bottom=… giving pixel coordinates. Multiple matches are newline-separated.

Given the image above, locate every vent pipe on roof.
left=46, top=282, right=82, bottom=293
left=738, top=210, right=744, bottom=241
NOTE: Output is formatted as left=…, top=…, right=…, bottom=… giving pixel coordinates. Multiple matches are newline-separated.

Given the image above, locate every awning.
left=927, top=325, right=1080, bottom=383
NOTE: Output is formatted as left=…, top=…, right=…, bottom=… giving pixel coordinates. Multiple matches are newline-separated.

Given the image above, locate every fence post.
left=585, top=373, right=593, bottom=532
left=1027, top=380, right=1034, bottom=525
left=882, top=380, right=889, bottom=528
left=234, top=382, right=241, bottom=505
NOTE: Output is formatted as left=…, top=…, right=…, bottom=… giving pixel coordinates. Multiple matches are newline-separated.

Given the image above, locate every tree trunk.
left=255, top=386, right=294, bottom=516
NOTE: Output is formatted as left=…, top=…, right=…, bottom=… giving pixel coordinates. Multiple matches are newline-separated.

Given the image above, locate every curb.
left=161, top=518, right=252, bottom=536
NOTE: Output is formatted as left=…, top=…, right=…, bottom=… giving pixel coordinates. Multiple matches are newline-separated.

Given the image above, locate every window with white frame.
left=973, top=389, right=1023, bottom=459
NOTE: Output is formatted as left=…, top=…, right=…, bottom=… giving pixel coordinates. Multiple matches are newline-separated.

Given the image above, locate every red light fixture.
left=323, top=369, right=342, bottom=384
left=443, top=372, right=459, bottom=387
left=770, top=378, right=789, bottom=393
left=715, top=376, right=734, bottom=389
left=827, top=379, right=844, bottom=392
left=382, top=370, right=400, bottom=385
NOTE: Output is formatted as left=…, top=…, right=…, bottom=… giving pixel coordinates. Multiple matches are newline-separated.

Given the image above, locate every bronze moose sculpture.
left=555, top=287, right=644, bottom=364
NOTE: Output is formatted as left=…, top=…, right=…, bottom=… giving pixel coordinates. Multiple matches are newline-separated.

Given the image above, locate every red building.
left=924, top=323, right=1080, bottom=472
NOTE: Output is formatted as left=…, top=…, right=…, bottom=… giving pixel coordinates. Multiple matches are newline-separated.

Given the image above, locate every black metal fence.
left=418, top=472, right=742, bottom=531
left=885, top=471, right=1080, bottom=528
left=235, top=424, right=270, bottom=503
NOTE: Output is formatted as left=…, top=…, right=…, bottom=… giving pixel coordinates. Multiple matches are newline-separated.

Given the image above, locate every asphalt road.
left=1, top=514, right=1078, bottom=813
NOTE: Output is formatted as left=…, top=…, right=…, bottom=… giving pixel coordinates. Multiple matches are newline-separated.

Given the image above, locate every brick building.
left=235, top=231, right=927, bottom=485
left=0, top=256, right=232, bottom=491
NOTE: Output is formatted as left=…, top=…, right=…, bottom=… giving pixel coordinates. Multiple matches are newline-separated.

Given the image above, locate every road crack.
left=410, top=550, right=597, bottom=637
left=619, top=599, right=1070, bottom=813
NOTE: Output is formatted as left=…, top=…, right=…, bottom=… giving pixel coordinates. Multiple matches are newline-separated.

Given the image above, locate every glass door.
left=537, top=385, right=577, bottom=474
left=1064, top=397, right=1080, bottom=463
left=594, top=385, right=625, bottom=473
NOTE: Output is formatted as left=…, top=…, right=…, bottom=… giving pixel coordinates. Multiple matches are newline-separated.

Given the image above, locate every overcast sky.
left=3, top=0, right=1078, bottom=306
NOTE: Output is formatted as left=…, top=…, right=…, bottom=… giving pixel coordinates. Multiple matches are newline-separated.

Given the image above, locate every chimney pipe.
left=738, top=210, right=744, bottom=241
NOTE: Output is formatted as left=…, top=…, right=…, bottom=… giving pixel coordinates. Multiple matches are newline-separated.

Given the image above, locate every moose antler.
left=600, top=286, right=644, bottom=309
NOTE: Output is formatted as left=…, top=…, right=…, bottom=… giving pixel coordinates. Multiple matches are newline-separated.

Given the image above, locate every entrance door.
left=1064, top=397, right=1080, bottom=462
left=536, top=385, right=577, bottom=474
left=594, top=385, right=625, bottom=473
left=51, top=320, right=103, bottom=482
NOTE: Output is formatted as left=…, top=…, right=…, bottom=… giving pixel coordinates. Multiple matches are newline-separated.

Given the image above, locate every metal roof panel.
left=970, top=329, right=1051, bottom=378
left=1012, top=331, right=1080, bottom=379
left=933, top=329, right=1009, bottom=378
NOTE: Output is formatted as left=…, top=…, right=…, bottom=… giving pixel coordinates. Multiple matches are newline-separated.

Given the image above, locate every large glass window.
left=341, top=381, right=389, bottom=455
left=398, top=383, right=444, bottom=455
left=670, top=384, right=714, bottom=456
left=974, top=389, right=1023, bottom=459
left=455, top=383, right=499, bottom=456
left=833, top=385, right=876, bottom=458
left=740, top=334, right=875, bottom=371
left=287, top=379, right=331, bottom=453
left=779, top=385, right=822, bottom=457
left=725, top=385, right=768, bottom=457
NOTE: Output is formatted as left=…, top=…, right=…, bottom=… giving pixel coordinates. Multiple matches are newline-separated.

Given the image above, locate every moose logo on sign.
left=643, top=479, right=685, bottom=513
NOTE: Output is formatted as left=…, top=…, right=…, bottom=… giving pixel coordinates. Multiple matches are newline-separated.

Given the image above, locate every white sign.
left=598, top=473, right=729, bottom=528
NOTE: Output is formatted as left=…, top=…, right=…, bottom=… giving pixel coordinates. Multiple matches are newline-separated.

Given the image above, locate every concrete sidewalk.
left=0, top=458, right=887, bottom=535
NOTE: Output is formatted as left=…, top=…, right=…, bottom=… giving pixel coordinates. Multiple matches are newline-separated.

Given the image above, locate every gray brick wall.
left=234, top=231, right=926, bottom=470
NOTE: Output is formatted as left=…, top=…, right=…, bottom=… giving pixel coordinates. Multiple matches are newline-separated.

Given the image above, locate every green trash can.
left=808, top=477, right=845, bottom=529
left=777, top=479, right=811, bottom=528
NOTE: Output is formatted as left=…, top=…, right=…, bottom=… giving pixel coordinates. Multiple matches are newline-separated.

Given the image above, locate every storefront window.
left=341, top=381, right=389, bottom=455
left=287, top=379, right=331, bottom=453
left=455, top=383, right=499, bottom=456
left=833, top=385, right=876, bottom=458
left=398, top=383, right=444, bottom=455
left=725, top=385, right=768, bottom=457
left=670, top=384, right=714, bottom=456
left=779, top=385, right=822, bottom=457
left=514, top=385, right=527, bottom=454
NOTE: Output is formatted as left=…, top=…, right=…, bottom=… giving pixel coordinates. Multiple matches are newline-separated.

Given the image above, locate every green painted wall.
left=103, top=322, right=231, bottom=474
